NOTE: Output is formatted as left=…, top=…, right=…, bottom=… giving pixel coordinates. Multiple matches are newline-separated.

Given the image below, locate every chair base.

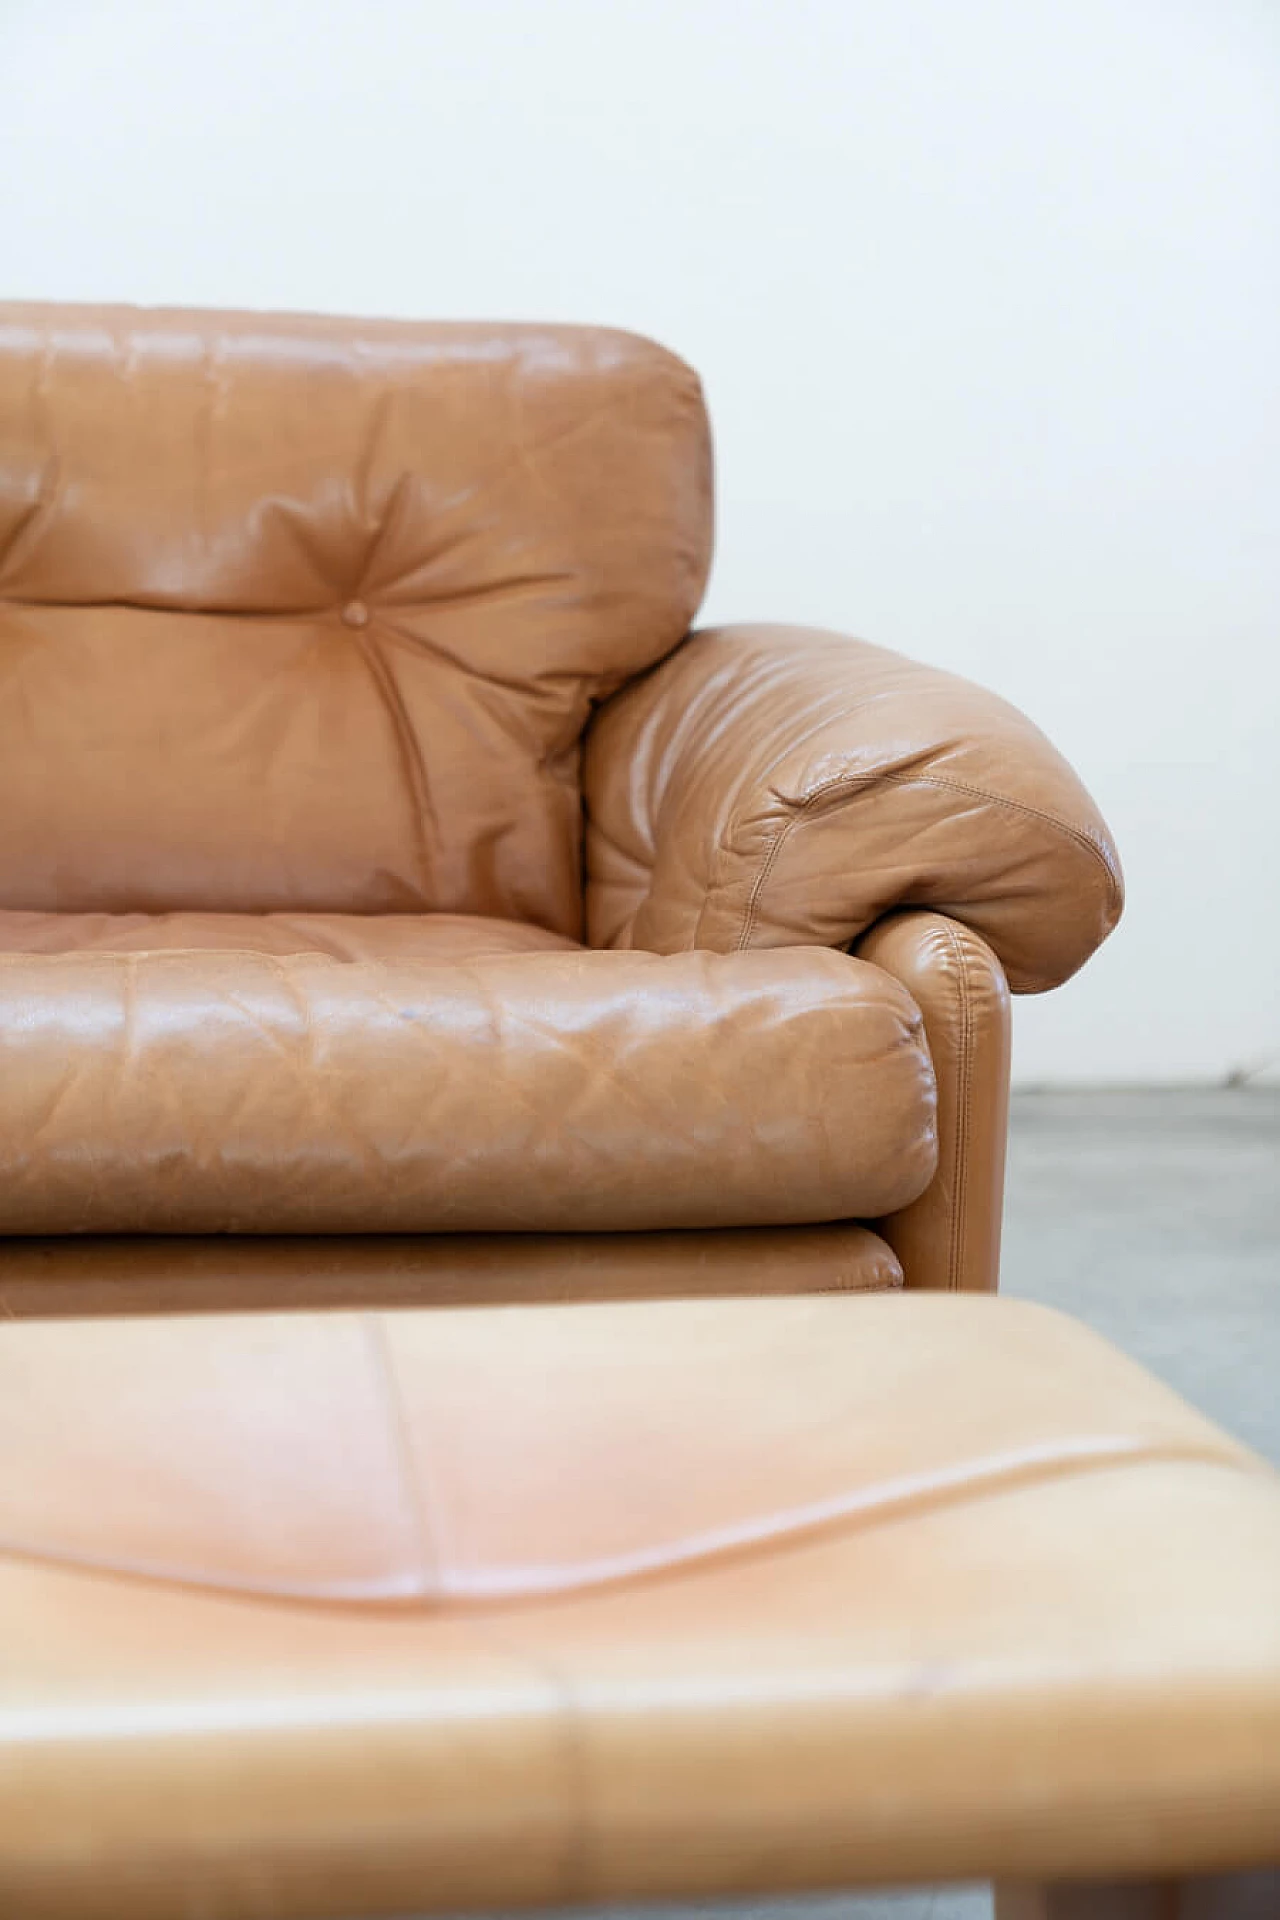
left=996, top=1868, right=1280, bottom=1919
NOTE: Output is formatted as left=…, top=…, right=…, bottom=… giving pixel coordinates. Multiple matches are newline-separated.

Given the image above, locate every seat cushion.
left=0, top=1223, right=905, bottom=1320
left=0, top=944, right=937, bottom=1235
left=2, top=1296, right=1279, bottom=1914
left=0, top=305, right=712, bottom=938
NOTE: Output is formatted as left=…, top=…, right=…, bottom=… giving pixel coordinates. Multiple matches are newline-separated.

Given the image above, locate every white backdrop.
left=3, top=0, right=1277, bottom=1083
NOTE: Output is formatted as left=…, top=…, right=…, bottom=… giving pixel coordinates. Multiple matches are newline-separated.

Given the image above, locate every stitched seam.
left=886, top=770, right=1122, bottom=896
left=731, top=767, right=1122, bottom=952
left=734, top=809, right=803, bottom=951
left=936, top=920, right=975, bottom=1292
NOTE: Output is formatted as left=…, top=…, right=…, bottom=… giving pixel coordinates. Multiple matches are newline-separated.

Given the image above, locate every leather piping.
left=941, top=917, right=974, bottom=1293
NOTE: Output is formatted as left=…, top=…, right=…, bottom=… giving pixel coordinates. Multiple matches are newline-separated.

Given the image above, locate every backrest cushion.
left=0, top=306, right=712, bottom=934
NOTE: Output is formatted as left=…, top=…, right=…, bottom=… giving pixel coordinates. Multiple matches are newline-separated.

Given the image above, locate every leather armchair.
left=0, top=303, right=1121, bottom=1315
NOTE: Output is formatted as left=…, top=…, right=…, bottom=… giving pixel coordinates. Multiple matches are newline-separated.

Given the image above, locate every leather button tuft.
left=341, top=600, right=370, bottom=629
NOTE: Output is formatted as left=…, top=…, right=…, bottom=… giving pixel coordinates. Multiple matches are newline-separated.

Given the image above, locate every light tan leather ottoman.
left=2, top=1295, right=1278, bottom=1920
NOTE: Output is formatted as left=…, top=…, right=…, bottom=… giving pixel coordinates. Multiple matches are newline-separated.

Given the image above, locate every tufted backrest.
left=0, top=306, right=712, bottom=936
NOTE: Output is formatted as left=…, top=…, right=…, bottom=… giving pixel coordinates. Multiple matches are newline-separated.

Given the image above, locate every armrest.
left=583, top=623, right=1122, bottom=992
left=858, top=911, right=1010, bottom=1293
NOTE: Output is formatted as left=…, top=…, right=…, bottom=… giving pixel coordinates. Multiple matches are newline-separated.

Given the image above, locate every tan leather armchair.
left=0, top=304, right=1121, bottom=1316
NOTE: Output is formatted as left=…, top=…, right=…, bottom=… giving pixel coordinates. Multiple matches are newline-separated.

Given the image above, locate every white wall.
left=3, top=0, right=1277, bottom=1083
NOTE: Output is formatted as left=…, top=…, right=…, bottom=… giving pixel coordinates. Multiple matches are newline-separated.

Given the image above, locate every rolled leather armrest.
left=584, top=623, right=1123, bottom=992
left=858, top=911, right=1011, bottom=1293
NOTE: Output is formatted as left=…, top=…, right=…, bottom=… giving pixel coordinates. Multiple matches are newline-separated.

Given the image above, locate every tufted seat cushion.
left=0, top=943, right=937, bottom=1236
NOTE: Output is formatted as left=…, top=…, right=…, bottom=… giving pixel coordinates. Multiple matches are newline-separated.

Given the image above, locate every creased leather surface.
left=0, top=1296, right=1253, bottom=1604
left=584, top=623, right=1123, bottom=991
left=860, top=911, right=1012, bottom=1292
left=0, top=946, right=936, bottom=1234
left=2, top=1297, right=1278, bottom=1916
left=0, top=305, right=712, bottom=936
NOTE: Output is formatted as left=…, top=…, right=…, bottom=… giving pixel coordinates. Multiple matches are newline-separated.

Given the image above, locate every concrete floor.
left=1000, top=1090, right=1280, bottom=1471
left=491, top=1089, right=1280, bottom=1920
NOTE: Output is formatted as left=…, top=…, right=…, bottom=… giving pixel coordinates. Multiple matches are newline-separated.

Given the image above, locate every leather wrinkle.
left=465, top=980, right=678, bottom=1165
left=0, top=464, right=61, bottom=590
left=347, top=622, right=436, bottom=893
left=362, top=1312, right=442, bottom=1593
left=508, top=395, right=615, bottom=495
left=0, top=1436, right=1255, bottom=1611
left=383, top=953, right=806, bottom=1228
left=254, top=491, right=351, bottom=607
left=217, top=961, right=388, bottom=1189
left=350, top=384, right=396, bottom=534
left=431, top=1440, right=1264, bottom=1606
